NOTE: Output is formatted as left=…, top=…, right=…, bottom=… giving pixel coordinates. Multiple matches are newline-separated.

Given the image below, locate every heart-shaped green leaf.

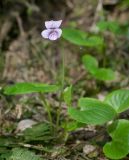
left=93, top=68, right=115, bottom=81
left=68, top=98, right=117, bottom=125
left=82, top=55, right=98, bottom=74
left=4, top=83, right=60, bottom=95
left=62, top=28, right=87, bottom=46
left=62, top=28, right=104, bottom=47
left=104, top=89, right=129, bottom=113
left=82, top=54, right=115, bottom=81
left=103, top=119, right=129, bottom=159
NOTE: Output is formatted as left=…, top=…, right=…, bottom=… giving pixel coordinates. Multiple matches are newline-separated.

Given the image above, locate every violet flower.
left=41, top=20, right=62, bottom=41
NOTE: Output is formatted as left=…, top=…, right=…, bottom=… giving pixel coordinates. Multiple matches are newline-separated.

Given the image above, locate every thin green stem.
left=102, top=44, right=106, bottom=67
left=56, top=49, right=65, bottom=129
left=39, top=93, right=53, bottom=127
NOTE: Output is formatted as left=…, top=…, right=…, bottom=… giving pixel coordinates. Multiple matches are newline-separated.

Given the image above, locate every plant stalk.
left=56, top=49, right=65, bottom=129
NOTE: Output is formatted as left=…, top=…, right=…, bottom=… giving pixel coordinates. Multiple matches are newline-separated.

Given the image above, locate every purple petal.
left=55, top=29, right=62, bottom=38
left=41, top=29, right=51, bottom=38
left=45, top=20, right=62, bottom=29
left=48, top=31, right=58, bottom=41
left=48, top=29, right=62, bottom=41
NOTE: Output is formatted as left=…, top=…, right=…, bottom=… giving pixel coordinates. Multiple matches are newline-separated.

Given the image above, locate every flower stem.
left=56, top=49, right=65, bottom=129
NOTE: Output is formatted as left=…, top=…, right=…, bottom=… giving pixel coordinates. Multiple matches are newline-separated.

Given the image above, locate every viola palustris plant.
left=2, top=18, right=129, bottom=160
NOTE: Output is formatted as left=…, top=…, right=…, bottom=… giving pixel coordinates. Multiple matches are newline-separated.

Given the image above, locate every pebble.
left=16, top=119, right=37, bottom=132
left=83, top=144, right=96, bottom=155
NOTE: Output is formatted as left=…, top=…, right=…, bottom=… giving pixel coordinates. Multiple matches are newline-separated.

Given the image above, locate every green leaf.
left=68, top=98, right=117, bottom=125
left=121, top=0, right=129, bottom=8
left=23, top=123, right=52, bottom=142
left=0, top=136, right=17, bottom=147
left=4, top=83, right=60, bottom=95
left=93, top=68, right=115, bottom=81
left=0, top=147, right=9, bottom=154
left=104, top=89, right=129, bottom=113
left=62, top=28, right=104, bottom=47
left=82, top=55, right=98, bottom=74
left=0, top=152, right=11, bottom=160
left=62, top=121, right=85, bottom=132
left=85, top=36, right=104, bottom=47
left=82, top=55, right=115, bottom=81
left=10, top=148, right=42, bottom=160
left=63, top=85, right=72, bottom=106
left=62, top=28, right=87, bottom=46
left=103, top=119, right=129, bottom=159
left=97, top=21, right=120, bottom=34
